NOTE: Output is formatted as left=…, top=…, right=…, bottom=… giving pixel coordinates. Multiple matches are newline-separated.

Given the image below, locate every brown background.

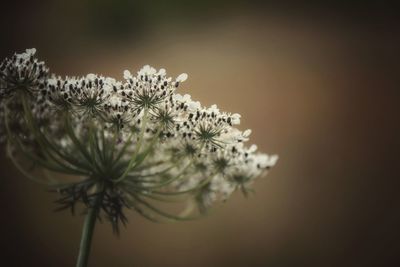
left=0, top=1, right=399, bottom=266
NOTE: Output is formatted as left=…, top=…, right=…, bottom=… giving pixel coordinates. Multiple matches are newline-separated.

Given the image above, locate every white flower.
left=123, top=70, right=132, bottom=79
left=0, top=48, right=278, bottom=224
left=176, top=73, right=188, bottom=82
left=0, top=48, right=49, bottom=99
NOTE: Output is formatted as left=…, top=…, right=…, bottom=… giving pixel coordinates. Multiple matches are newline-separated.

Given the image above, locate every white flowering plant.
left=0, top=49, right=278, bottom=266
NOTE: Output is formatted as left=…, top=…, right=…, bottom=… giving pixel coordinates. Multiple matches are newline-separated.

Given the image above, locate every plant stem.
left=115, top=108, right=149, bottom=183
left=76, top=194, right=101, bottom=267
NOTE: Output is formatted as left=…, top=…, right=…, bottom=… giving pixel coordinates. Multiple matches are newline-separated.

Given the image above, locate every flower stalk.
left=76, top=192, right=102, bottom=267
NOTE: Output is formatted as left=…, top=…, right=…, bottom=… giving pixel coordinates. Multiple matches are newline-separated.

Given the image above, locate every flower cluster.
left=0, top=49, right=278, bottom=231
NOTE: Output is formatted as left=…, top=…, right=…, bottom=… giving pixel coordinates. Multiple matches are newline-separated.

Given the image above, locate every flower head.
left=0, top=49, right=278, bottom=230
left=0, top=48, right=49, bottom=99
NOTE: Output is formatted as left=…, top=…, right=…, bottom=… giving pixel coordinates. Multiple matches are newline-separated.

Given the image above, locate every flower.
left=0, top=48, right=49, bottom=99
left=0, top=49, right=278, bottom=230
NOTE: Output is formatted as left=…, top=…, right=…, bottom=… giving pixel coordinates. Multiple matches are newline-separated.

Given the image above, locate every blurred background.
left=0, top=1, right=399, bottom=266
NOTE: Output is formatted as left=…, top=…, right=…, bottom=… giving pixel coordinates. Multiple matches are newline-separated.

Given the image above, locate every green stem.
left=115, top=108, right=149, bottom=182
left=76, top=194, right=102, bottom=267
left=18, top=93, right=90, bottom=174
left=150, top=173, right=215, bottom=196
left=65, top=114, right=98, bottom=170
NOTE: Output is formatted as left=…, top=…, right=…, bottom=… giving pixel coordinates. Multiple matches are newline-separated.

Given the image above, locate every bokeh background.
left=0, top=1, right=399, bottom=266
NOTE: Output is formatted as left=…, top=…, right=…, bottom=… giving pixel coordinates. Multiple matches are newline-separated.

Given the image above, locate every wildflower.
left=0, top=49, right=278, bottom=267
